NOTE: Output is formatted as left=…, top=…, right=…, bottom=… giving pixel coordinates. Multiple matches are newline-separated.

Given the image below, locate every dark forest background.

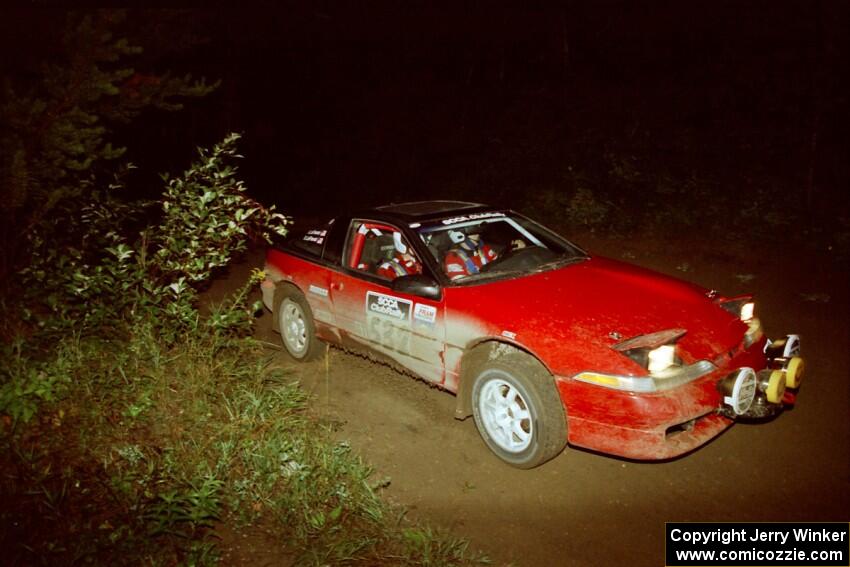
left=2, top=2, right=848, bottom=243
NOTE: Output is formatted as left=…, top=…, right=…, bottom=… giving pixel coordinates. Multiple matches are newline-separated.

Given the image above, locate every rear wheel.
left=470, top=347, right=567, bottom=468
left=276, top=288, right=322, bottom=361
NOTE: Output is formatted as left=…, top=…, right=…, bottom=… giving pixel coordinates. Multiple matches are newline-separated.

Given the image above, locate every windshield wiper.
left=457, top=269, right=527, bottom=283
left=452, top=254, right=588, bottom=284
left=534, top=255, right=589, bottom=272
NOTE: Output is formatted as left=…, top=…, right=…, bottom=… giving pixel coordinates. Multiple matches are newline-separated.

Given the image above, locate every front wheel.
left=470, top=350, right=567, bottom=468
left=276, top=288, right=322, bottom=361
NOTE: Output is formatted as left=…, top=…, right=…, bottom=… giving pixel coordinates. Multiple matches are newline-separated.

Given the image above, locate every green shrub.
left=0, top=336, right=83, bottom=424
left=19, top=133, right=288, bottom=340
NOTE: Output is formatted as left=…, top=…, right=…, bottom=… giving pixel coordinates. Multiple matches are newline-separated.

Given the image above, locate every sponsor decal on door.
left=365, top=292, right=412, bottom=354
left=366, top=292, right=412, bottom=322
left=413, top=303, right=437, bottom=324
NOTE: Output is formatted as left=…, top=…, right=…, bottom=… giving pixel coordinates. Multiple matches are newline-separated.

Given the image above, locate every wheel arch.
left=454, top=338, right=556, bottom=420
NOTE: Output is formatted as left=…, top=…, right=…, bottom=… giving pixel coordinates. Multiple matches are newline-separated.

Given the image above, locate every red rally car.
left=262, top=201, right=805, bottom=468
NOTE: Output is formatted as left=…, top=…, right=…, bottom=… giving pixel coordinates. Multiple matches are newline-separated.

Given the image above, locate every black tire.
left=275, top=287, right=322, bottom=362
left=469, top=346, right=567, bottom=468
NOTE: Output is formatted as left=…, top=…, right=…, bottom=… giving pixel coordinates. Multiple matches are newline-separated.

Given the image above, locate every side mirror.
left=391, top=274, right=441, bottom=301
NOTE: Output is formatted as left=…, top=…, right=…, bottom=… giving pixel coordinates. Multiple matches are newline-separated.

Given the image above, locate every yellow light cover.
left=766, top=370, right=786, bottom=403
left=740, top=302, right=755, bottom=322
left=577, top=373, right=619, bottom=386
left=785, top=356, right=804, bottom=388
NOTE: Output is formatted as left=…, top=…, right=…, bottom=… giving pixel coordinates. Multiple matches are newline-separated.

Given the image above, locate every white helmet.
left=448, top=229, right=466, bottom=244
left=392, top=231, right=408, bottom=254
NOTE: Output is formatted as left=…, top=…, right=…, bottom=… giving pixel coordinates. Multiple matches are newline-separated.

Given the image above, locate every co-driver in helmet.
left=377, top=231, right=422, bottom=280
left=443, top=229, right=498, bottom=279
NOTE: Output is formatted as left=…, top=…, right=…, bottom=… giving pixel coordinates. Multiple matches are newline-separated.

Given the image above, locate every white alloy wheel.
left=468, top=346, right=567, bottom=468
left=280, top=298, right=308, bottom=357
left=477, top=373, right=533, bottom=453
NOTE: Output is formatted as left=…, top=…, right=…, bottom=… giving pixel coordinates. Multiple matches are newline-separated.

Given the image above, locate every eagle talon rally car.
left=262, top=201, right=804, bottom=468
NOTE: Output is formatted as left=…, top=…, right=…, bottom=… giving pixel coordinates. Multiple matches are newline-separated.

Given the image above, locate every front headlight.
left=578, top=328, right=715, bottom=393
left=611, top=328, right=685, bottom=374
left=719, top=296, right=762, bottom=348
left=740, top=301, right=755, bottom=322
left=719, top=296, right=755, bottom=322
left=647, top=344, right=676, bottom=373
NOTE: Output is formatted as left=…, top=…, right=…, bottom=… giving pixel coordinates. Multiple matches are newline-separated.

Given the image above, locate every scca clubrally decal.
left=366, top=292, right=412, bottom=322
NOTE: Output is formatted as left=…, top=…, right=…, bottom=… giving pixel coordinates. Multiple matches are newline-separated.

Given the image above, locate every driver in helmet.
left=443, top=229, right=498, bottom=279
left=377, top=231, right=422, bottom=280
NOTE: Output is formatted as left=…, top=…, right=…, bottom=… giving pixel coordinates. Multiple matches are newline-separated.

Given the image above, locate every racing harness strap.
left=457, top=238, right=490, bottom=272
left=453, top=249, right=479, bottom=274
left=380, top=259, right=409, bottom=278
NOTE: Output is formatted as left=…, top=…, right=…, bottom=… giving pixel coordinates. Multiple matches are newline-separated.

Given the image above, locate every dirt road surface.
left=211, top=235, right=849, bottom=566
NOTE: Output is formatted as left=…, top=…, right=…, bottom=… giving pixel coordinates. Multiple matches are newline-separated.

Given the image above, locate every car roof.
left=365, top=200, right=494, bottom=224
left=374, top=200, right=486, bottom=217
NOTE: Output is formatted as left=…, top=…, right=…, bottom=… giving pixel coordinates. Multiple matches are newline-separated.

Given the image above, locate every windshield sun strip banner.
left=416, top=216, right=543, bottom=248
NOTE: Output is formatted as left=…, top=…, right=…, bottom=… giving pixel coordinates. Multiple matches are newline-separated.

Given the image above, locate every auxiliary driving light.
left=719, top=367, right=757, bottom=415
left=785, top=356, right=804, bottom=388
left=763, top=370, right=787, bottom=404
left=764, top=334, right=801, bottom=359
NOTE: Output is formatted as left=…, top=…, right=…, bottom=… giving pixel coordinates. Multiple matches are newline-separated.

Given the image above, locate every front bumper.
left=556, top=334, right=804, bottom=460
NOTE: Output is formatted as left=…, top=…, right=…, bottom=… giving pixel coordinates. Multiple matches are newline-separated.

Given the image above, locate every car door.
left=328, top=219, right=447, bottom=385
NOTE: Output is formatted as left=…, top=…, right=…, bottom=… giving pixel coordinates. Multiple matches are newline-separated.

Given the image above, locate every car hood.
left=447, top=256, right=746, bottom=376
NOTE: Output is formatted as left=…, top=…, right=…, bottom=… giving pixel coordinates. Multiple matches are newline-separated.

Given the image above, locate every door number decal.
left=366, top=292, right=412, bottom=354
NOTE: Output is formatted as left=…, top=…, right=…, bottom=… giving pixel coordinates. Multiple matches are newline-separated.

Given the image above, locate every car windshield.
left=414, top=211, right=587, bottom=282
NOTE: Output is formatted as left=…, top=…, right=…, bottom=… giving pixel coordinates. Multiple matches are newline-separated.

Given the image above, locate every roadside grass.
left=0, top=327, right=487, bottom=566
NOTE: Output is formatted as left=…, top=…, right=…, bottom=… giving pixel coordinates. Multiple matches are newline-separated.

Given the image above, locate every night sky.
left=2, top=3, right=847, bottom=222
